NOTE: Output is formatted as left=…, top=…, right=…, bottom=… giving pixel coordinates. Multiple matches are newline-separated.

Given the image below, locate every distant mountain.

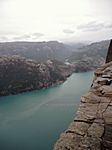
left=0, top=40, right=110, bottom=72
left=64, top=42, right=86, bottom=52
left=0, top=56, right=73, bottom=96
left=0, top=41, right=72, bottom=62
left=69, top=40, right=110, bottom=72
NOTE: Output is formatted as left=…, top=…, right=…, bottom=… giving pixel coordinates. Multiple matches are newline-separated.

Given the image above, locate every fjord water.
left=0, top=72, right=93, bottom=150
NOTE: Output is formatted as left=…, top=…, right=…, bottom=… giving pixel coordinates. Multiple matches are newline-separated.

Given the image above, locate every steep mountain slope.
left=69, top=40, right=110, bottom=72
left=0, top=56, right=72, bottom=96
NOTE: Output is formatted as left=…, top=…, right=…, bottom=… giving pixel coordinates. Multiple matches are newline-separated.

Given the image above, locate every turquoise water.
left=0, top=72, right=93, bottom=150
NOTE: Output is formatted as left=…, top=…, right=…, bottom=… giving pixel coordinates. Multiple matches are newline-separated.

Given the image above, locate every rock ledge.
left=54, top=62, right=112, bottom=150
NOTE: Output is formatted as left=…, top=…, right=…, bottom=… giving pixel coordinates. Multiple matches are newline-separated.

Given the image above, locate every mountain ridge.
left=0, top=40, right=110, bottom=72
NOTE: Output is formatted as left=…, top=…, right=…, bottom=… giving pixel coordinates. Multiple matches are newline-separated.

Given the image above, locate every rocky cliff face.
left=0, top=56, right=72, bottom=96
left=106, top=40, right=112, bottom=63
left=54, top=61, right=112, bottom=150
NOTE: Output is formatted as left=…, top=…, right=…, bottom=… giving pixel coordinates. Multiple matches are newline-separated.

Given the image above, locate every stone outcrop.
left=54, top=61, right=112, bottom=150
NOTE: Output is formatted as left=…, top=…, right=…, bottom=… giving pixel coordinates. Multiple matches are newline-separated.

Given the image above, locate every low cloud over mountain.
left=77, top=21, right=112, bottom=32
left=13, top=33, right=45, bottom=41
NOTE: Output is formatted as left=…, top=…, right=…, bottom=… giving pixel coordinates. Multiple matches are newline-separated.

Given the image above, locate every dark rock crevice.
left=106, top=40, right=112, bottom=63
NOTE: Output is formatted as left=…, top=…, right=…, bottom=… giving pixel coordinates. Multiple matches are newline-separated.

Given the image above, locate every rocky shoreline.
left=0, top=56, right=73, bottom=96
left=54, top=61, right=112, bottom=150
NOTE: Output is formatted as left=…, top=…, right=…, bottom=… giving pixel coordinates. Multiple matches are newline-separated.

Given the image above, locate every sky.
left=0, top=0, right=112, bottom=43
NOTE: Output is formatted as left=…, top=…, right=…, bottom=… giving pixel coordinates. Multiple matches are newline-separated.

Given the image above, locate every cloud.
left=13, top=33, right=45, bottom=41
left=0, top=36, right=9, bottom=42
left=14, top=35, right=31, bottom=40
left=0, top=32, right=45, bottom=42
left=105, top=24, right=112, bottom=29
left=63, top=29, right=75, bottom=34
left=32, top=33, right=44, bottom=37
left=77, top=21, right=112, bottom=32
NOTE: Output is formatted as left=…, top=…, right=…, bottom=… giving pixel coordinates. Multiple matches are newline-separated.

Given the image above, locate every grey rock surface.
left=54, top=62, right=112, bottom=150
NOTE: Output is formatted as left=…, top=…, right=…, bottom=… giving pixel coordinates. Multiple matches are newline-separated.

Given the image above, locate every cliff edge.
left=54, top=40, right=112, bottom=150
left=54, top=60, right=112, bottom=150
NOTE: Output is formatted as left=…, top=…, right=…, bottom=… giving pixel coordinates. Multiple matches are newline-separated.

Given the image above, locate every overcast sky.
left=0, top=0, right=112, bottom=43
